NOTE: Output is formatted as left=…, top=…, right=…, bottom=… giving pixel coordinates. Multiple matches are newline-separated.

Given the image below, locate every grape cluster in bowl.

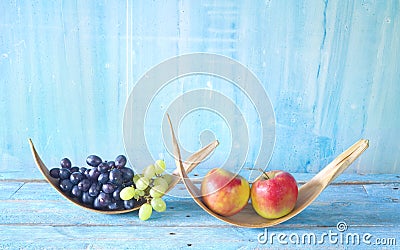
left=49, top=155, right=170, bottom=220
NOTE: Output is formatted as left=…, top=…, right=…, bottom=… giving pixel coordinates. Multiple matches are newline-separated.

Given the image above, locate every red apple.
left=201, top=168, right=250, bottom=217
left=251, top=170, right=298, bottom=219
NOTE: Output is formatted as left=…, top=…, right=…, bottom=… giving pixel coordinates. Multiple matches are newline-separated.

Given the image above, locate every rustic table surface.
left=1, top=172, right=399, bottom=249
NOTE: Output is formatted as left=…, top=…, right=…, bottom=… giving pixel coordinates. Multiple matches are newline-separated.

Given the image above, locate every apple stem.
left=259, top=168, right=270, bottom=180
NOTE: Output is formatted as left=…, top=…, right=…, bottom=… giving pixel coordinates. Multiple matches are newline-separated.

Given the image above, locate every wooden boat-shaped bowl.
left=28, top=138, right=219, bottom=214
left=167, top=117, right=369, bottom=227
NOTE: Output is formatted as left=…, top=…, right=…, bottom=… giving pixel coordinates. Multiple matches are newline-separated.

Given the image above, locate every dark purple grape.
left=82, top=191, right=94, bottom=205
left=107, top=202, right=118, bottom=210
left=77, top=179, right=91, bottom=192
left=70, top=172, right=84, bottom=185
left=84, top=169, right=91, bottom=179
left=97, top=192, right=112, bottom=207
left=60, top=158, right=72, bottom=169
left=123, top=199, right=136, bottom=209
left=113, top=187, right=122, bottom=201
left=59, top=179, right=73, bottom=193
left=113, top=188, right=122, bottom=201
left=49, top=168, right=60, bottom=178
left=102, top=183, right=115, bottom=194
left=88, top=167, right=101, bottom=181
left=88, top=183, right=100, bottom=197
left=86, top=155, right=102, bottom=167
left=71, top=185, right=82, bottom=198
left=79, top=167, right=87, bottom=174
left=93, top=197, right=102, bottom=209
left=120, top=167, right=134, bottom=182
left=95, top=182, right=102, bottom=191
left=59, top=168, right=71, bottom=179
left=98, top=162, right=110, bottom=173
left=108, top=201, right=123, bottom=210
left=109, top=169, right=123, bottom=185
left=115, top=155, right=127, bottom=169
left=70, top=166, right=80, bottom=173
left=107, top=161, right=115, bottom=168
left=97, top=172, right=109, bottom=184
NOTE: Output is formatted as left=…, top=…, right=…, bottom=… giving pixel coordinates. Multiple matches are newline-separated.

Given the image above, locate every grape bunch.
left=50, top=154, right=142, bottom=211
left=49, top=155, right=172, bottom=220
left=120, top=160, right=172, bottom=221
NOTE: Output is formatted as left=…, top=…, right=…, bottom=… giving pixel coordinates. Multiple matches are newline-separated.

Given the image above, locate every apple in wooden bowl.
left=251, top=170, right=298, bottom=219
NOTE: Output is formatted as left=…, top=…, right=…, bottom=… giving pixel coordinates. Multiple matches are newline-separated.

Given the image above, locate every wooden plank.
left=327, top=173, right=400, bottom=184
left=1, top=177, right=399, bottom=249
left=0, top=225, right=398, bottom=249
left=362, top=183, right=400, bottom=202
left=0, top=182, right=24, bottom=200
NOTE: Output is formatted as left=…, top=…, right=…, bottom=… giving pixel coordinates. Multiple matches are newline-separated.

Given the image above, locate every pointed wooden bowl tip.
left=167, top=123, right=369, bottom=228
left=28, top=137, right=219, bottom=214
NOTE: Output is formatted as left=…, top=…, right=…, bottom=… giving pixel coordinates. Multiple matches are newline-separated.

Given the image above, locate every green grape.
left=143, top=164, right=156, bottom=179
left=136, top=177, right=150, bottom=190
left=151, top=197, right=167, bottom=212
left=161, top=174, right=173, bottom=185
left=150, top=184, right=167, bottom=198
left=120, top=186, right=135, bottom=201
left=154, top=159, right=166, bottom=175
left=139, top=203, right=153, bottom=221
left=135, top=189, right=145, bottom=197
left=149, top=188, right=161, bottom=198
left=153, top=177, right=169, bottom=190
left=132, top=174, right=141, bottom=184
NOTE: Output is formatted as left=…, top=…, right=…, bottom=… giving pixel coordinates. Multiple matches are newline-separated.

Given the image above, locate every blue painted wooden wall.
left=1, top=0, right=399, bottom=179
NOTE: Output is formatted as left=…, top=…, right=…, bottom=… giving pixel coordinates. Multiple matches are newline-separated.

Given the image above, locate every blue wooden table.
left=1, top=172, right=398, bottom=249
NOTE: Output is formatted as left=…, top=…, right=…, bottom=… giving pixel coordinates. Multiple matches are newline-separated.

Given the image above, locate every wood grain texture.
left=0, top=176, right=399, bottom=249
left=0, top=225, right=398, bottom=249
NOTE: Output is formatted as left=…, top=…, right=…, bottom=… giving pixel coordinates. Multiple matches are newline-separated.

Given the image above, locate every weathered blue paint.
left=0, top=1, right=399, bottom=177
